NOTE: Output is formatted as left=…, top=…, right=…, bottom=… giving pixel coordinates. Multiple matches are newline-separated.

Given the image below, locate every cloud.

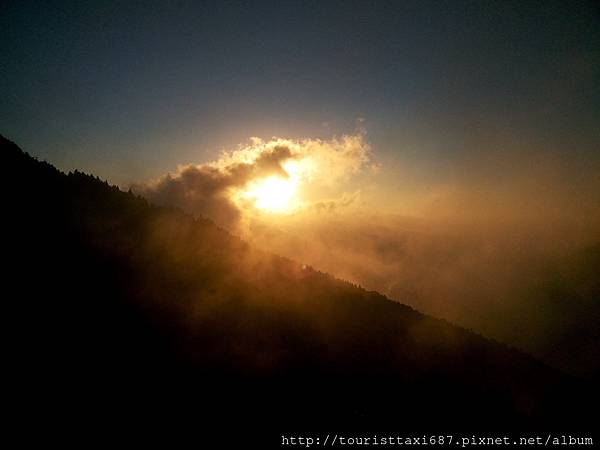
left=311, top=191, right=361, bottom=214
left=131, top=133, right=372, bottom=230
left=246, top=209, right=600, bottom=376
left=129, top=130, right=600, bottom=377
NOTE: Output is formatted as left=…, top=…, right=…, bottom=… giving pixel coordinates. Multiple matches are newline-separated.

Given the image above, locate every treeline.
left=2, top=135, right=596, bottom=442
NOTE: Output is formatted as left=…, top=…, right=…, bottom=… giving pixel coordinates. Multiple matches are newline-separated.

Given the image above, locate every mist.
left=132, top=133, right=600, bottom=377
left=249, top=212, right=600, bottom=377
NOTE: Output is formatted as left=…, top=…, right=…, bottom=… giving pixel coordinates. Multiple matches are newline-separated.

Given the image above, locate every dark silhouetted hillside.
left=3, top=135, right=595, bottom=444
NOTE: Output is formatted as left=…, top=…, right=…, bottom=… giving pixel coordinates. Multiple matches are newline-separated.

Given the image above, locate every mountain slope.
left=3, top=135, right=594, bottom=441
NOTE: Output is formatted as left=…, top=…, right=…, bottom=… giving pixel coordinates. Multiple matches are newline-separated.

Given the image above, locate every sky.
left=2, top=0, right=599, bottom=186
left=2, top=0, right=600, bottom=375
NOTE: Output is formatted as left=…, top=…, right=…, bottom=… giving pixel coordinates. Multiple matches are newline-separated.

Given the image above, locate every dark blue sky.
left=1, top=0, right=599, bottom=187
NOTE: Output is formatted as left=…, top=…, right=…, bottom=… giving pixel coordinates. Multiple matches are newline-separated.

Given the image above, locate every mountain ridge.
left=3, top=134, right=595, bottom=442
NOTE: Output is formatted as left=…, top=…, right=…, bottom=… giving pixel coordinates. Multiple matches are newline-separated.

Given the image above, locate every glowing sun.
left=243, top=175, right=297, bottom=212
left=239, top=160, right=303, bottom=213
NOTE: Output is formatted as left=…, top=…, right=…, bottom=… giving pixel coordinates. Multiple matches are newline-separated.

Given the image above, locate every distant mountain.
left=3, top=135, right=595, bottom=444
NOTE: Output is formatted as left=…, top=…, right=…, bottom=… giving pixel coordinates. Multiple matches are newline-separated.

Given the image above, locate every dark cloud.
left=312, top=192, right=359, bottom=214
left=131, top=144, right=294, bottom=229
left=130, top=134, right=372, bottom=229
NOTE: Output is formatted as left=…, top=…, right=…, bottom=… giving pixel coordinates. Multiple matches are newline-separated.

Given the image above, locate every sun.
left=243, top=175, right=298, bottom=213
left=237, top=160, right=302, bottom=213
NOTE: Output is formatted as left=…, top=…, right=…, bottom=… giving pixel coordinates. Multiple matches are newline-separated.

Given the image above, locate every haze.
left=2, top=0, right=599, bottom=376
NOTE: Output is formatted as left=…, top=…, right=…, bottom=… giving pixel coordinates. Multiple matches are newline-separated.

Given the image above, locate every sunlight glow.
left=245, top=176, right=296, bottom=212
left=241, top=161, right=301, bottom=213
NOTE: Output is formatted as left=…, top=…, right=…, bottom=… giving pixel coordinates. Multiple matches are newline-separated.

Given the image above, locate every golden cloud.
left=131, top=132, right=373, bottom=230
